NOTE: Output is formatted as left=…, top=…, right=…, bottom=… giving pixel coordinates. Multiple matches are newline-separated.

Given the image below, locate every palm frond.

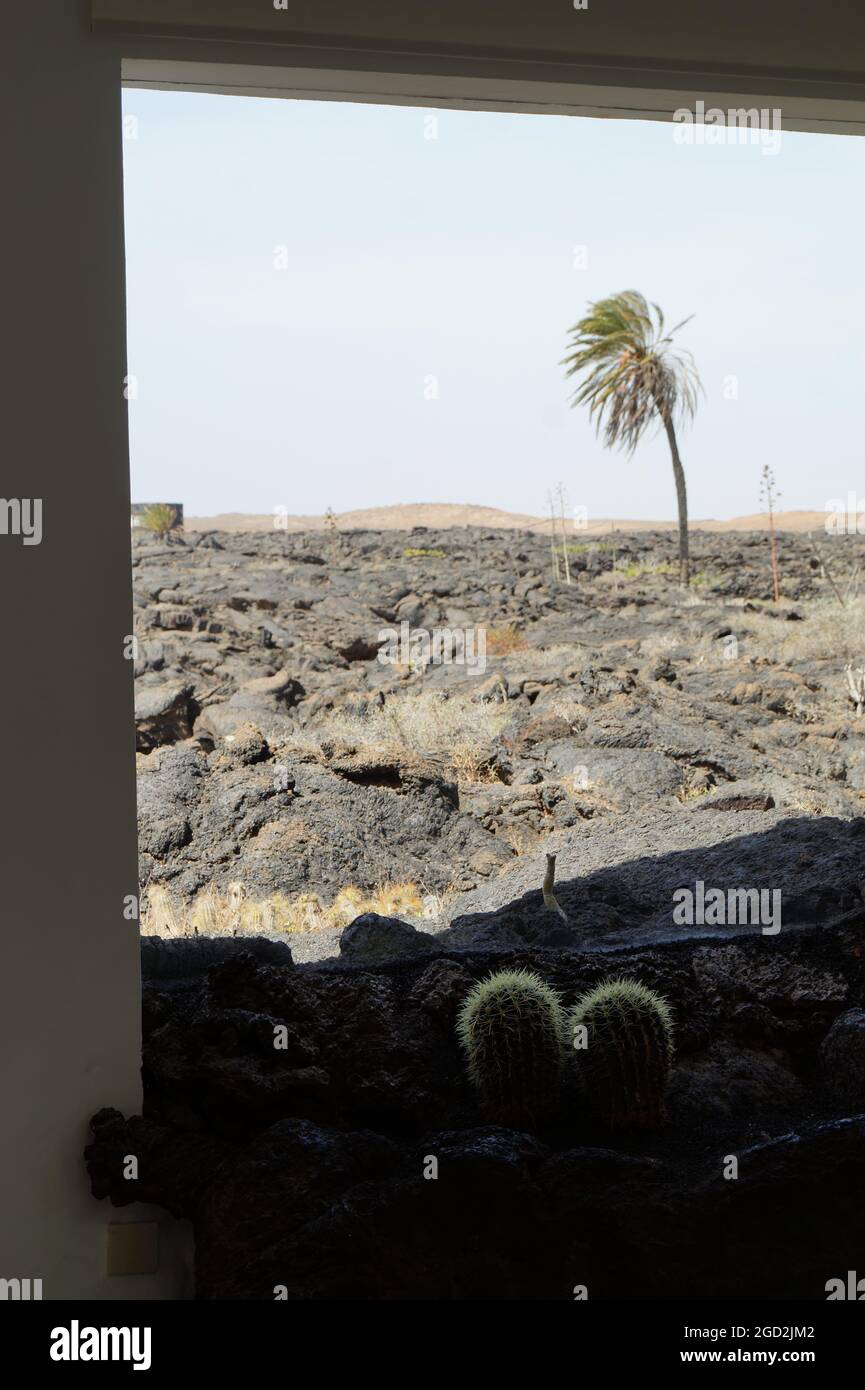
left=562, top=290, right=702, bottom=453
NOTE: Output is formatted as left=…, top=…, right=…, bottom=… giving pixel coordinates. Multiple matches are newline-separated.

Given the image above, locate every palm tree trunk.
left=660, top=410, right=690, bottom=586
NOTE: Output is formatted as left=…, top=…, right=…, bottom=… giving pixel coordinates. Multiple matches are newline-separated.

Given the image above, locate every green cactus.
left=456, top=969, right=567, bottom=1126
left=569, top=978, right=674, bottom=1128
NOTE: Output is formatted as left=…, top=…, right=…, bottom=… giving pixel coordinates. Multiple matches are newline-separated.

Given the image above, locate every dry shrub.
left=676, top=781, right=711, bottom=804
left=285, top=690, right=510, bottom=783
left=485, top=624, right=529, bottom=656
left=500, top=824, right=543, bottom=857
left=450, top=746, right=500, bottom=783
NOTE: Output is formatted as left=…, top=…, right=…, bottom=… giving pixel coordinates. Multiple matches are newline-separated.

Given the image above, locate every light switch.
left=106, top=1221, right=159, bottom=1275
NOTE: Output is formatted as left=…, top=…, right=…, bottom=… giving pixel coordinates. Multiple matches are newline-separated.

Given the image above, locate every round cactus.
left=569, top=977, right=674, bottom=1128
left=456, top=969, right=567, bottom=1126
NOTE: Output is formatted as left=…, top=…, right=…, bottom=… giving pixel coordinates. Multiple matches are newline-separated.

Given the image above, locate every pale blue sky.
left=121, top=90, right=865, bottom=521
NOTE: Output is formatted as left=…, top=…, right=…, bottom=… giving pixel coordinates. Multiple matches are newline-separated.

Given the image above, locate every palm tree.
left=562, top=291, right=701, bottom=585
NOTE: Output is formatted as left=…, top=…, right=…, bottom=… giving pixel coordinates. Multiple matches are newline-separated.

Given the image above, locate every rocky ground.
left=133, top=523, right=865, bottom=946
left=83, top=523, right=865, bottom=1298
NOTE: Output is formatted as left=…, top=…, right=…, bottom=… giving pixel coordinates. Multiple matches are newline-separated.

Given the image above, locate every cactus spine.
left=457, top=969, right=566, bottom=1126
left=570, top=978, right=674, bottom=1128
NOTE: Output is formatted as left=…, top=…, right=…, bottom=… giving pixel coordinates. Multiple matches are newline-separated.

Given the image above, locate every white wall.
left=0, top=2, right=189, bottom=1300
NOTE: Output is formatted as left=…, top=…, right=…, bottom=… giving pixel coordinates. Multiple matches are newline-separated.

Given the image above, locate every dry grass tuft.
left=733, top=596, right=865, bottom=665
left=141, top=877, right=451, bottom=938
left=141, top=883, right=182, bottom=936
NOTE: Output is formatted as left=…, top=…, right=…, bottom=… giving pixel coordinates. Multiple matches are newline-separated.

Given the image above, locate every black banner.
left=1, top=1300, right=861, bottom=1373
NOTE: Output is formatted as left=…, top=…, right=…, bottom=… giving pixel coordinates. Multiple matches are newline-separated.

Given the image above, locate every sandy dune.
left=183, top=502, right=833, bottom=535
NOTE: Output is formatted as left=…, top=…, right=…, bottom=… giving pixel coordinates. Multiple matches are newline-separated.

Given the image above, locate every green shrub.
left=141, top=503, right=177, bottom=538
left=616, top=559, right=677, bottom=579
